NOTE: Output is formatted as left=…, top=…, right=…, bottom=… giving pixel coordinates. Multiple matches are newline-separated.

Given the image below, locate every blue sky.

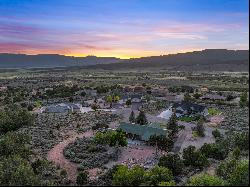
left=0, top=0, right=248, bottom=58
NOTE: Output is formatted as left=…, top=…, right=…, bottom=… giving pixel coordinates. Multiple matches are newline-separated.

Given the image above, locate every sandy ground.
left=207, top=115, right=225, bottom=127
left=105, top=144, right=160, bottom=169
left=174, top=120, right=226, bottom=153
left=47, top=130, right=93, bottom=184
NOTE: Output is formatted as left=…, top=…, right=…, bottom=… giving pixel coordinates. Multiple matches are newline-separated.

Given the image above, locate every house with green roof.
left=118, top=122, right=167, bottom=141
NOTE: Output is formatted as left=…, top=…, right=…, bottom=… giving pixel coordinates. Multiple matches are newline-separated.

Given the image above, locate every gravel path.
left=47, top=130, right=94, bottom=184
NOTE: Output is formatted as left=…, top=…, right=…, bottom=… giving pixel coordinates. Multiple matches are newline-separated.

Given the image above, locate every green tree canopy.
left=186, top=173, right=226, bottom=186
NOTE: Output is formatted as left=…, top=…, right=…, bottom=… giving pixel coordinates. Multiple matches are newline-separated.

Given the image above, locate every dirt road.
left=47, top=130, right=93, bottom=183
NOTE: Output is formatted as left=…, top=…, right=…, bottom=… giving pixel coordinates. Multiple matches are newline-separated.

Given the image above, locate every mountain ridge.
left=0, top=49, right=248, bottom=71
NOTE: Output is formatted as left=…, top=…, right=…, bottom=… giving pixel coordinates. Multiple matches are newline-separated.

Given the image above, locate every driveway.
left=173, top=121, right=226, bottom=154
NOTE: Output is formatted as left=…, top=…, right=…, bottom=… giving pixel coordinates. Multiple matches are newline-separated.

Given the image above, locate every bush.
left=158, top=154, right=184, bottom=176
left=0, top=107, right=34, bottom=134
left=200, top=143, right=227, bottom=160
left=217, top=156, right=249, bottom=186
left=136, top=110, right=148, bottom=125
left=233, top=132, right=249, bottom=150
left=186, top=173, right=226, bottom=186
left=183, top=146, right=209, bottom=169
left=212, top=129, right=221, bottom=139
left=76, top=171, right=88, bottom=185
left=0, top=155, right=40, bottom=186
left=228, top=159, right=249, bottom=186
left=144, top=166, right=174, bottom=186
left=112, top=165, right=145, bottom=186
left=208, top=108, right=220, bottom=116
left=196, top=118, right=205, bottom=137
left=92, top=123, right=109, bottom=130
left=0, top=132, right=31, bottom=159
left=149, top=135, right=173, bottom=151
left=94, top=130, right=127, bottom=147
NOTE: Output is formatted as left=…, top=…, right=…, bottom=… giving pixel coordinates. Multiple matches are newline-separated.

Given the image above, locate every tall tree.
left=136, top=110, right=148, bottom=125
left=196, top=118, right=205, bottom=137
left=129, top=111, right=136, bottom=123
left=167, top=111, right=178, bottom=135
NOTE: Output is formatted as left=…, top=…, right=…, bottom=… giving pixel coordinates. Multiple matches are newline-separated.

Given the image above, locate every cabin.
left=118, top=122, right=167, bottom=141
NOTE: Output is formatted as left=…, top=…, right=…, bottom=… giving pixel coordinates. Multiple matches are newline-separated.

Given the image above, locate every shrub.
left=0, top=132, right=31, bottom=159
left=0, top=155, right=40, bottom=186
left=228, top=159, right=249, bottom=186
left=183, top=146, right=209, bottom=169
left=94, top=130, right=127, bottom=147
left=76, top=171, right=88, bottom=185
left=0, top=107, right=34, bottom=134
left=136, top=110, right=148, bottom=125
left=200, top=143, right=227, bottom=160
left=196, top=118, right=205, bottom=137
left=144, top=166, right=174, bottom=186
left=186, top=173, right=226, bottom=186
left=112, top=165, right=145, bottom=186
left=208, top=108, right=220, bottom=116
left=212, top=129, right=221, bottom=139
left=158, top=154, right=184, bottom=176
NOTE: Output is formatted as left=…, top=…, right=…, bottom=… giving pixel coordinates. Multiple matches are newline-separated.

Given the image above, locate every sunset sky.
left=0, top=0, right=249, bottom=58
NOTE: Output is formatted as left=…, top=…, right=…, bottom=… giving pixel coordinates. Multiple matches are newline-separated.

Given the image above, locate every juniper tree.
left=136, top=110, right=148, bottom=125
left=167, top=111, right=178, bottom=135
left=129, top=110, right=136, bottom=123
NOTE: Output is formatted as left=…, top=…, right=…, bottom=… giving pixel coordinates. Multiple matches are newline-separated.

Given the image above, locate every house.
left=118, top=122, right=167, bottom=141
left=84, top=89, right=97, bottom=97
left=120, top=95, right=130, bottom=104
left=0, top=86, right=7, bottom=92
left=165, top=93, right=177, bottom=101
left=43, top=103, right=73, bottom=113
left=123, top=86, right=133, bottom=92
left=158, top=101, right=208, bottom=120
left=42, top=103, right=84, bottom=113
left=112, top=102, right=124, bottom=109
left=133, top=86, right=145, bottom=93
left=44, top=87, right=53, bottom=92
left=31, top=89, right=37, bottom=96
left=67, top=103, right=83, bottom=112
left=131, top=97, right=142, bottom=111
left=198, top=87, right=209, bottom=93
left=173, top=101, right=208, bottom=117
left=151, top=88, right=168, bottom=97
left=201, top=94, right=227, bottom=101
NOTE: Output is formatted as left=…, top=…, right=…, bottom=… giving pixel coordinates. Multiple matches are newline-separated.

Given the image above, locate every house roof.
left=173, top=101, right=206, bottom=113
left=201, top=94, right=227, bottom=100
left=118, top=122, right=167, bottom=141
left=45, top=104, right=71, bottom=113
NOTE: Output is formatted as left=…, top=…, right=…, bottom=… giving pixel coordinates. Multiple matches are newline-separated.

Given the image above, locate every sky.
left=0, top=0, right=249, bottom=58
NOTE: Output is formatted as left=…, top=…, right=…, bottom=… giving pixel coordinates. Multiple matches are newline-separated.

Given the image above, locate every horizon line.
left=0, top=48, right=249, bottom=60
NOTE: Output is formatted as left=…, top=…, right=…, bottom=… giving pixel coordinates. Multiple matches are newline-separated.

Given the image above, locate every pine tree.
left=196, top=118, right=205, bottom=137
left=129, top=111, right=136, bottom=123
left=167, top=111, right=178, bottom=135
left=136, top=110, right=148, bottom=125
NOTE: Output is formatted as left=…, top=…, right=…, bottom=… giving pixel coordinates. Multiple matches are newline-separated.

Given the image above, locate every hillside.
left=0, top=49, right=249, bottom=72
left=0, top=54, right=121, bottom=68
left=86, top=49, right=249, bottom=72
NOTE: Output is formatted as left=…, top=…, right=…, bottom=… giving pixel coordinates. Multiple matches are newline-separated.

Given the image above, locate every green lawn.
left=208, top=108, right=220, bottom=116
left=178, top=116, right=196, bottom=122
